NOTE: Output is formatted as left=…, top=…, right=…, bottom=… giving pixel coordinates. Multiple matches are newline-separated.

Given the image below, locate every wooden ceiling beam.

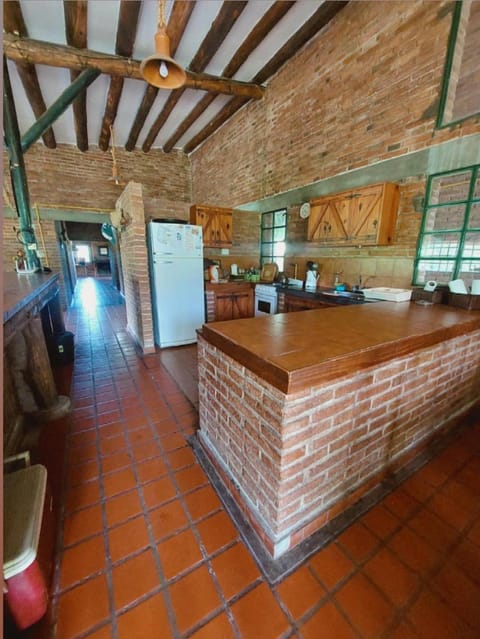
left=125, top=0, right=194, bottom=152
left=183, top=1, right=348, bottom=154
left=21, top=69, right=100, bottom=153
left=163, top=0, right=295, bottom=152
left=64, top=1, right=89, bottom=151
left=253, top=1, right=348, bottom=85
left=99, top=1, right=142, bottom=152
left=183, top=96, right=248, bottom=154
left=3, top=0, right=56, bottom=149
left=142, top=0, right=248, bottom=153
left=3, top=33, right=264, bottom=99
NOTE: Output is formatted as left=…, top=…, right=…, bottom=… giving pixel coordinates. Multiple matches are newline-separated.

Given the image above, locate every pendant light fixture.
left=140, top=0, right=186, bottom=89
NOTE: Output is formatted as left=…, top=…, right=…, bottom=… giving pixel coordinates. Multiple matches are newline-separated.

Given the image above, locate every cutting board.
left=260, top=263, right=278, bottom=282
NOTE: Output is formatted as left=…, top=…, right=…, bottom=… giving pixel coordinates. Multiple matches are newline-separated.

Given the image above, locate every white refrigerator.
left=148, top=222, right=205, bottom=348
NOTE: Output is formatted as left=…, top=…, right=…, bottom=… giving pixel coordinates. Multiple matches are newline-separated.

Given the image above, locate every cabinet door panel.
left=348, top=186, right=383, bottom=241
left=308, top=199, right=348, bottom=242
left=215, top=294, right=233, bottom=321
left=216, top=212, right=232, bottom=245
left=308, top=183, right=399, bottom=246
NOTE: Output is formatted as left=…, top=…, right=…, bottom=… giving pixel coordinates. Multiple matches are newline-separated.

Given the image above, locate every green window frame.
left=260, top=209, right=287, bottom=272
left=437, top=0, right=480, bottom=128
left=413, top=164, right=480, bottom=287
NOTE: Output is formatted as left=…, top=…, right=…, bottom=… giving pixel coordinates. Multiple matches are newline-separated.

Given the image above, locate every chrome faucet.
left=353, top=274, right=375, bottom=291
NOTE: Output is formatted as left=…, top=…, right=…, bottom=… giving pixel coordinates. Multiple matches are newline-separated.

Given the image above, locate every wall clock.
left=300, top=202, right=311, bottom=219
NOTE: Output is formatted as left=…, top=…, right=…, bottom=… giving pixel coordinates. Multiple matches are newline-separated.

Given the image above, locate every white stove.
left=254, top=284, right=278, bottom=316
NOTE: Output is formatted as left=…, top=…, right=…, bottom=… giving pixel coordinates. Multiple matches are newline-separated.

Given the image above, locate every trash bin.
left=46, top=331, right=75, bottom=366
left=3, top=465, right=49, bottom=630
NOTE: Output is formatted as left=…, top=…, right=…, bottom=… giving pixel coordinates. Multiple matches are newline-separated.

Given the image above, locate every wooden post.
left=3, top=58, right=40, bottom=271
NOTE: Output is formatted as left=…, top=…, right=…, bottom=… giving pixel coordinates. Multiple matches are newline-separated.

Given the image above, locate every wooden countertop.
left=204, top=280, right=255, bottom=292
left=200, top=302, right=480, bottom=394
left=3, top=271, right=59, bottom=324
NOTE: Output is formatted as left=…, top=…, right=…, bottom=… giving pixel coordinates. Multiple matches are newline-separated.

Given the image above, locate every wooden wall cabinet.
left=307, top=182, right=399, bottom=245
left=190, top=204, right=233, bottom=247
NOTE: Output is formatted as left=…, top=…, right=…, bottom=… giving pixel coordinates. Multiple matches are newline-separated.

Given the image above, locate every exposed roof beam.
left=183, top=96, right=248, bottom=154
left=141, top=0, right=248, bottom=153
left=125, top=0, right=195, bottom=152
left=64, top=1, right=89, bottom=151
left=21, top=69, right=100, bottom=153
left=3, top=33, right=265, bottom=99
left=183, top=1, right=348, bottom=153
left=3, top=0, right=56, bottom=149
left=163, top=0, right=295, bottom=153
left=99, top=0, right=142, bottom=151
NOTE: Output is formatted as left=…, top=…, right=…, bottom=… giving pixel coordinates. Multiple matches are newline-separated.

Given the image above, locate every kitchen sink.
left=319, top=290, right=367, bottom=302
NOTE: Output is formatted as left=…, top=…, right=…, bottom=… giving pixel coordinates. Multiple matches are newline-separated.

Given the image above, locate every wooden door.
left=308, top=197, right=349, bottom=242
left=215, top=210, right=232, bottom=246
left=347, top=185, right=384, bottom=242
left=231, top=290, right=253, bottom=318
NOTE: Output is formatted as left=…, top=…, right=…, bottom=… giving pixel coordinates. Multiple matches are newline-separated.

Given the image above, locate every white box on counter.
left=362, top=287, right=412, bottom=302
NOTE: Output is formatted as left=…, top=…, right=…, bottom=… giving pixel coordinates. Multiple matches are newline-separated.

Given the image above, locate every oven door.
left=254, top=292, right=278, bottom=316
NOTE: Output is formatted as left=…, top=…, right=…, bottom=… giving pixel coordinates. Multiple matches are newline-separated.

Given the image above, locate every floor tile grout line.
left=108, top=346, right=245, bottom=638
left=105, top=336, right=182, bottom=638
left=59, top=282, right=480, bottom=634
left=88, top=321, right=120, bottom=639
left=294, top=444, right=480, bottom=637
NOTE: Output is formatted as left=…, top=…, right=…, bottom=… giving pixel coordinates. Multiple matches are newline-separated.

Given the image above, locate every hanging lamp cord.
left=158, top=0, right=166, bottom=28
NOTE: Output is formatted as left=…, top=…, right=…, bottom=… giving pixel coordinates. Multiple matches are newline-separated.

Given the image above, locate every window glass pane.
left=416, top=260, right=457, bottom=284
left=273, top=241, right=286, bottom=257
left=424, top=204, right=466, bottom=231
left=429, top=171, right=472, bottom=205
left=461, top=232, right=480, bottom=258
left=467, top=203, right=480, bottom=228
left=419, top=232, right=461, bottom=258
left=263, top=213, right=273, bottom=227
left=261, top=209, right=286, bottom=272
left=474, top=174, right=480, bottom=199
left=458, top=260, right=480, bottom=287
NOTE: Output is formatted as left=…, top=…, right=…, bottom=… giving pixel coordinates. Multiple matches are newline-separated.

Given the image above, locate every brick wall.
left=116, top=182, right=155, bottom=354
left=3, top=144, right=191, bottom=211
left=198, top=328, right=480, bottom=557
left=190, top=1, right=480, bottom=287
left=3, top=143, right=191, bottom=310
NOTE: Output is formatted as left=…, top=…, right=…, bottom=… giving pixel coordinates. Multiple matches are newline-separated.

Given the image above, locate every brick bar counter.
left=197, top=302, right=480, bottom=561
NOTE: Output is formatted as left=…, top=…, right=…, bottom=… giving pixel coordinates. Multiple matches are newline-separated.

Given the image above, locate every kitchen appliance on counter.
left=255, top=284, right=278, bottom=316
left=148, top=221, right=205, bottom=347
left=305, top=261, right=319, bottom=291
left=208, top=264, right=220, bottom=283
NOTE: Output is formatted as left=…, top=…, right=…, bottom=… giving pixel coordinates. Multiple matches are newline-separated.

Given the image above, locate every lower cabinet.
left=205, top=283, right=254, bottom=321
left=278, top=292, right=335, bottom=312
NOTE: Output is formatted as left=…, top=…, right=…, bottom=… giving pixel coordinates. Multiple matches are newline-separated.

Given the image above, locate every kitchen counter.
left=200, top=300, right=480, bottom=393
left=197, top=300, right=480, bottom=563
left=3, top=270, right=70, bottom=455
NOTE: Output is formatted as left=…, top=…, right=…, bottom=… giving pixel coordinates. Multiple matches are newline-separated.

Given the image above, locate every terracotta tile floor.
left=40, top=280, right=480, bottom=637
